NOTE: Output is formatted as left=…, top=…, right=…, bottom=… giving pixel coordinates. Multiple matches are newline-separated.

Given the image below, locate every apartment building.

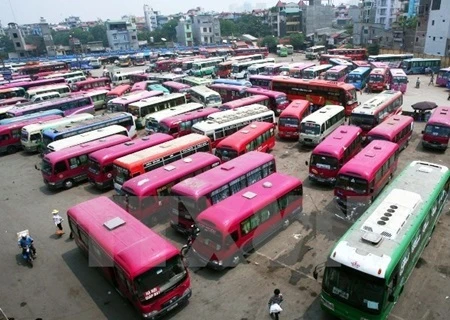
left=105, top=20, right=139, bottom=51
left=423, top=0, right=450, bottom=56
left=192, top=15, right=221, bottom=45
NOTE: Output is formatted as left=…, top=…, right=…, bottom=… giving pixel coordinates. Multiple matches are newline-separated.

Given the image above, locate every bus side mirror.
left=305, top=160, right=309, bottom=166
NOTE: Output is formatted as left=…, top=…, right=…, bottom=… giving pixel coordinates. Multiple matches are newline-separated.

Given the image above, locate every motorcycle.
left=181, top=225, right=200, bottom=266
left=17, top=230, right=36, bottom=267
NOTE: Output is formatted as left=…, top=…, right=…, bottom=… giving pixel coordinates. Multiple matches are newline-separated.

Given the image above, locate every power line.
left=8, top=0, right=18, bottom=23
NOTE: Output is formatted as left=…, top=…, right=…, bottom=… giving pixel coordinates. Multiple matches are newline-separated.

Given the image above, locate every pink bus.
left=264, top=63, right=284, bottom=75
left=366, top=114, right=414, bottom=150
left=107, top=90, right=163, bottom=113
left=248, top=75, right=274, bottom=89
left=41, top=134, right=131, bottom=190
left=162, top=81, right=191, bottom=95
left=130, top=81, right=152, bottom=93
left=323, top=65, right=349, bottom=82
left=307, top=125, right=363, bottom=185
left=169, top=151, right=276, bottom=235
left=208, top=84, right=246, bottom=103
left=288, top=62, right=316, bottom=78
left=243, top=87, right=289, bottom=114
left=0, top=77, right=66, bottom=91
left=436, top=67, right=450, bottom=87
left=67, top=196, right=192, bottom=319
left=192, top=173, right=303, bottom=269
left=158, top=108, right=220, bottom=138
left=6, top=95, right=95, bottom=117
left=72, top=77, right=111, bottom=92
left=370, top=62, right=389, bottom=69
left=87, top=134, right=173, bottom=190
left=0, top=114, right=62, bottom=154
left=0, top=97, right=28, bottom=107
left=389, top=68, right=408, bottom=93
left=352, top=60, right=371, bottom=68
left=117, top=152, right=221, bottom=222
left=422, top=106, right=450, bottom=150
left=334, top=140, right=399, bottom=220
left=105, top=84, right=131, bottom=102
left=219, top=95, right=269, bottom=110
left=278, top=100, right=311, bottom=139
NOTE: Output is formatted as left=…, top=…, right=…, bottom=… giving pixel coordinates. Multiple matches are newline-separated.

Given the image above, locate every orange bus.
left=113, top=133, right=212, bottom=194
left=278, top=100, right=311, bottom=139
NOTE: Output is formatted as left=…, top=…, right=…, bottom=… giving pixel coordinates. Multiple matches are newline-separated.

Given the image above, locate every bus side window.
left=55, top=161, right=67, bottom=173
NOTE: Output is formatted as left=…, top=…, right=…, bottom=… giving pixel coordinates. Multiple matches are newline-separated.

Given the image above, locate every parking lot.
left=0, top=53, right=449, bottom=320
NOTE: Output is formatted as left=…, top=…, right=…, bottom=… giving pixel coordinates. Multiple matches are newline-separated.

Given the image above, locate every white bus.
left=25, top=84, right=71, bottom=100
left=302, top=64, right=333, bottom=80
left=84, top=89, right=109, bottom=110
left=247, top=62, right=277, bottom=76
left=299, top=105, right=345, bottom=146
left=191, top=104, right=275, bottom=147
left=145, top=102, right=205, bottom=134
left=31, top=91, right=62, bottom=102
left=45, top=70, right=85, bottom=80
left=305, top=45, right=326, bottom=60
left=127, top=93, right=187, bottom=129
left=46, top=125, right=129, bottom=153
left=21, top=113, right=94, bottom=153
left=230, top=58, right=276, bottom=79
left=112, top=70, right=145, bottom=86
left=189, top=85, right=222, bottom=108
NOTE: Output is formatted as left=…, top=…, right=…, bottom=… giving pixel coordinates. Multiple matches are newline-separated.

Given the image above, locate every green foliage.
left=397, top=16, right=418, bottom=29
left=367, top=43, right=380, bottom=55
left=289, top=33, right=304, bottom=50
left=160, top=19, right=179, bottom=42
left=0, top=35, right=15, bottom=58
left=51, top=26, right=107, bottom=47
left=259, top=36, right=278, bottom=53
left=219, top=15, right=272, bottom=38
left=25, top=35, right=46, bottom=55
left=89, top=25, right=108, bottom=47
left=220, top=20, right=237, bottom=36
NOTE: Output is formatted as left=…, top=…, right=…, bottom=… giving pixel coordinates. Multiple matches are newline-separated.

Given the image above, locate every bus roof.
left=337, top=140, right=399, bottom=180
left=122, top=152, right=221, bottom=197
left=209, top=83, right=247, bottom=93
left=7, top=94, right=91, bottom=115
left=26, top=83, right=69, bottom=94
left=67, top=196, right=179, bottom=278
left=220, top=95, right=269, bottom=109
left=244, top=87, right=286, bottom=98
left=189, top=85, right=219, bottom=95
left=352, top=90, right=402, bottom=116
left=144, top=102, right=204, bottom=121
left=129, top=93, right=185, bottom=108
left=22, top=113, right=94, bottom=134
left=301, top=105, right=344, bottom=125
left=326, top=65, right=348, bottom=73
left=0, top=109, right=64, bottom=125
left=427, top=106, right=450, bottom=127
left=367, top=115, right=413, bottom=140
left=0, top=114, right=62, bottom=132
left=349, top=67, right=371, bottom=75
left=76, top=77, right=110, bottom=85
left=304, top=64, right=333, bottom=71
left=279, top=100, right=310, bottom=118
left=216, top=121, right=274, bottom=151
left=403, top=58, right=440, bottom=62
left=162, top=81, right=190, bottom=89
left=159, top=107, right=219, bottom=126
left=331, top=161, right=449, bottom=279
left=106, top=85, right=131, bottom=96
left=196, top=173, right=301, bottom=231
left=312, top=125, right=362, bottom=158
left=272, top=77, right=356, bottom=91
left=83, top=89, right=109, bottom=96
left=389, top=68, right=407, bottom=76
left=171, top=151, right=275, bottom=198
left=88, top=134, right=173, bottom=165
left=109, top=91, right=161, bottom=106
left=370, top=68, right=388, bottom=75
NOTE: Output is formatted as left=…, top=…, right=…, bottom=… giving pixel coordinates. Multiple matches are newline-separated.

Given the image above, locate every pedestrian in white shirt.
left=52, top=209, right=65, bottom=237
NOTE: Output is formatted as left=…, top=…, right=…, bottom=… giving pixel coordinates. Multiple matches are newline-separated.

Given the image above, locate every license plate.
left=166, top=302, right=178, bottom=312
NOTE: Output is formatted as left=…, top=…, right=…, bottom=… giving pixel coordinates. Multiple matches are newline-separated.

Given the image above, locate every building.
left=105, top=20, right=139, bottom=51
left=191, top=15, right=221, bottom=45
left=176, top=18, right=194, bottom=46
left=270, top=1, right=304, bottom=37
left=303, top=3, right=336, bottom=35
left=143, top=5, right=159, bottom=32
left=7, top=22, right=29, bottom=57
left=64, top=16, right=82, bottom=28
left=413, top=0, right=432, bottom=53
left=423, top=0, right=450, bottom=56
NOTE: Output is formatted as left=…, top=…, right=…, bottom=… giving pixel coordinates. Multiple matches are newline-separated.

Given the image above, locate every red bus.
left=365, top=114, right=414, bottom=150
left=278, top=100, right=311, bottom=139
left=208, top=84, right=246, bottom=103
left=248, top=75, right=274, bottom=89
left=422, top=106, right=450, bottom=150
left=369, top=61, right=389, bottom=69
left=334, top=140, right=399, bottom=220
left=67, top=196, right=192, bottom=319
left=243, top=87, right=289, bottom=114
left=169, top=151, right=276, bottom=235
left=350, top=90, right=403, bottom=134
left=18, top=62, right=69, bottom=75
left=87, top=134, right=174, bottom=190
left=215, top=122, right=275, bottom=162
left=0, top=97, right=28, bottom=107
left=368, top=67, right=390, bottom=92
left=271, top=78, right=358, bottom=116
left=323, top=65, right=349, bottom=82
left=319, top=54, right=349, bottom=65
left=0, top=114, right=62, bottom=154
left=307, top=125, right=363, bottom=185
left=0, top=78, right=66, bottom=91
left=158, top=108, right=220, bottom=138
left=113, top=133, right=212, bottom=193
left=217, top=55, right=264, bottom=78
left=352, top=60, right=371, bottom=68
left=105, top=84, right=131, bottom=102
left=41, top=134, right=131, bottom=190
left=72, top=77, right=111, bottom=92
left=233, top=47, right=269, bottom=57
left=219, top=95, right=270, bottom=110
left=162, top=81, right=191, bottom=96
left=192, top=173, right=303, bottom=269
left=327, top=48, right=367, bottom=61
left=117, top=153, right=221, bottom=222
left=287, top=63, right=316, bottom=78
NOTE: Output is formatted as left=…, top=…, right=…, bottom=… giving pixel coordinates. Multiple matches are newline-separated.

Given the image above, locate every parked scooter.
left=17, top=230, right=36, bottom=267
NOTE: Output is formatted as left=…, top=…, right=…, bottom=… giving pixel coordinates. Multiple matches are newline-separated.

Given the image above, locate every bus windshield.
left=135, top=255, right=187, bottom=302
left=347, top=74, right=361, bottom=82
left=323, top=265, right=384, bottom=315
left=88, top=159, right=101, bottom=175
left=301, top=123, right=320, bottom=135
left=335, top=174, right=367, bottom=194
left=114, top=166, right=131, bottom=184
left=199, top=225, right=223, bottom=247
left=326, top=73, right=339, bottom=81
left=392, top=76, right=407, bottom=84
left=41, top=159, right=53, bottom=175
left=310, top=155, right=339, bottom=170
left=279, top=117, right=299, bottom=127
left=192, top=64, right=201, bottom=70
left=369, top=74, right=384, bottom=82
left=276, top=95, right=287, bottom=105
left=351, top=114, right=376, bottom=126
left=425, top=124, right=450, bottom=138
left=206, top=95, right=221, bottom=104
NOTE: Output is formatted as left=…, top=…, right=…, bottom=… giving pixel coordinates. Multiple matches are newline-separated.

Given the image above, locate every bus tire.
left=231, top=254, right=241, bottom=267
left=282, top=218, right=290, bottom=230
left=64, top=179, right=74, bottom=189
left=7, top=145, right=17, bottom=154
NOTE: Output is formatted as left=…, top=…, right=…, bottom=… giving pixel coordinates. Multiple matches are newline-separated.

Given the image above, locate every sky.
left=0, top=0, right=351, bottom=25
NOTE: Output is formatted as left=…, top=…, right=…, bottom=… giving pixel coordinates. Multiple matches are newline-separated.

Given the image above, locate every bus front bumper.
left=142, top=288, right=192, bottom=319
left=309, top=174, right=336, bottom=185
left=422, top=140, right=447, bottom=150
left=192, top=248, right=227, bottom=270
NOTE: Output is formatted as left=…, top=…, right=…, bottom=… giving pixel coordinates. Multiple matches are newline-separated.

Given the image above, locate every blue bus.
left=0, top=109, right=64, bottom=126
left=211, top=78, right=252, bottom=87
left=41, top=112, right=136, bottom=149
left=345, top=67, right=371, bottom=90
left=148, top=84, right=170, bottom=94
left=401, top=58, right=441, bottom=74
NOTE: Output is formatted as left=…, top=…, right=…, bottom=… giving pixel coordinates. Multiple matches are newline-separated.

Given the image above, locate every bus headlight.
left=182, top=288, right=192, bottom=297
left=321, top=297, right=334, bottom=311
left=143, top=311, right=158, bottom=318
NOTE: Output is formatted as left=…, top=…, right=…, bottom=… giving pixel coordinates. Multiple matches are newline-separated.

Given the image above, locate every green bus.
left=319, top=160, right=450, bottom=320
left=181, top=76, right=213, bottom=87
left=278, top=46, right=288, bottom=57
left=191, top=58, right=223, bottom=77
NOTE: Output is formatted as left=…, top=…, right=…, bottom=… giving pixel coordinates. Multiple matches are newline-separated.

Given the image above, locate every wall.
left=303, top=5, right=336, bottom=35
left=424, top=0, right=450, bottom=56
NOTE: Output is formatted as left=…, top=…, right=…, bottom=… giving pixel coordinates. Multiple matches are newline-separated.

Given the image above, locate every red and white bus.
left=369, top=62, right=389, bottom=69
left=264, top=63, right=284, bottom=76
left=113, top=133, right=212, bottom=193
left=105, top=84, right=131, bottom=102
left=243, top=87, right=289, bottom=114
left=327, top=48, right=367, bottom=61
left=41, top=134, right=131, bottom=190
left=87, top=134, right=174, bottom=190
left=169, top=151, right=276, bottom=235
left=72, top=77, right=111, bottom=92
left=158, top=108, right=220, bottom=138
left=350, top=90, right=403, bottom=135
left=272, top=78, right=358, bottom=116
left=302, top=64, right=333, bottom=80
left=352, top=60, right=371, bottom=68
left=323, top=65, right=349, bottom=82
left=130, top=81, right=152, bottom=93
left=0, top=97, right=28, bottom=107
left=107, top=91, right=163, bottom=113
left=422, top=106, right=450, bottom=150
left=389, top=68, right=408, bottom=93
left=219, top=95, right=270, bottom=110
left=67, top=196, right=192, bottom=319
left=233, top=47, right=269, bottom=57
left=319, top=54, right=349, bottom=65
left=307, top=125, right=363, bottom=185
left=278, top=100, right=311, bottom=139
left=192, top=172, right=303, bottom=269
left=215, top=122, right=275, bottom=162
left=117, top=153, right=221, bottom=222
left=0, top=78, right=66, bottom=92
left=208, top=84, right=246, bottom=103
left=287, top=63, right=316, bottom=78
left=366, top=114, right=414, bottom=150
left=217, top=54, right=264, bottom=78
left=334, top=140, right=399, bottom=220
left=248, top=75, right=274, bottom=89
left=162, top=81, right=191, bottom=97
left=368, top=67, right=390, bottom=92
left=18, top=62, right=69, bottom=75
left=0, top=114, right=62, bottom=154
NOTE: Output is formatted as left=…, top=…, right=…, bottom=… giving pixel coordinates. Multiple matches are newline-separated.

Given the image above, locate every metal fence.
left=380, top=49, right=450, bottom=67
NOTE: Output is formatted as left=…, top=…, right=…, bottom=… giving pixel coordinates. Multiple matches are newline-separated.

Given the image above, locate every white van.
left=31, top=91, right=62, bottom=102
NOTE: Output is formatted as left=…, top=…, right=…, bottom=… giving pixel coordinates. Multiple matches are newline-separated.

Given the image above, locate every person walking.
left=52, top=210, right=65, bottom=237
left=428, top=72, right=434, bottom=86
left=268, top=288, right=283, bottom=320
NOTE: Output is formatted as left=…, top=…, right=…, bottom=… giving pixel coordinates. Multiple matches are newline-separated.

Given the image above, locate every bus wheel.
left=6, top=145, right=17, bottom=154
left=282, top=218, right=290, bottom=230
left=388, top=174, right=393, bottom=183
left=64, top=179, right=74, bottom=189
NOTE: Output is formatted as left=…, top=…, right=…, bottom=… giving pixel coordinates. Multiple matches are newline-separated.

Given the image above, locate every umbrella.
left=411, top=101, right=437, bottom=111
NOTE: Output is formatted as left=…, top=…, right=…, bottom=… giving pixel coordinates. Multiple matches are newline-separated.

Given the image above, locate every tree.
left=51, top=30, right=70, bottom=46
left=259, top=36, right=278, bottom=53
left=89, top=25, right=108, bottom=47
left=220, top=20, right=237, bottom=37
left=160, top=19, right=179, bottom=42
left=25, top=35, right=46, bottom=56
left=289, top=33, right=304, bottom=50
left=367, top=43, right=380, bottom=55
left=0, top=35, right=15, bottom=59
left=236, top=15, right=272, bottom=37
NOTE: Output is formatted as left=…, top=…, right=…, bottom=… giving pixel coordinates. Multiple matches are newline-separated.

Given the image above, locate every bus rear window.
left=279, top=117, right=299, bottom=128
left=311, top=155, right=339, bottom=170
